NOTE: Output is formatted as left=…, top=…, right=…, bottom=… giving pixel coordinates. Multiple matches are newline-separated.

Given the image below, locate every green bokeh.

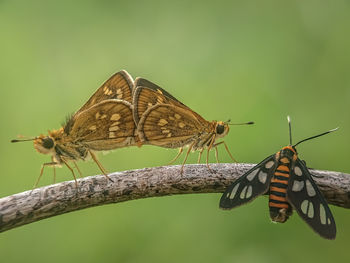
left=1, top=0, right=349, bottom=262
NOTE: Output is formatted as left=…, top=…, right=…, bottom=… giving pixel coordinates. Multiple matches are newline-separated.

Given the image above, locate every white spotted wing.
left=220, top=155, right=276, bottom=209
left=286, top=158, right=336, bottom=239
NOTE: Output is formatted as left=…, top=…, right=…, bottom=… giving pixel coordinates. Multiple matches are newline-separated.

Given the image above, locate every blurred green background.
left=1, top=0, right=350, bottom=262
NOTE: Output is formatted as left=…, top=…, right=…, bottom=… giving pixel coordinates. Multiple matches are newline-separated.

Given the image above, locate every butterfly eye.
left=216, top=124, right=225, bottom=135
left=42, top=137, right=54, bottom=149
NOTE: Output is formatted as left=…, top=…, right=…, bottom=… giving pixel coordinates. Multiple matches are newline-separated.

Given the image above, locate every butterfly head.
left=216, top=119, right=254, bottom=138
left=33, top=134, right=56, bottom=155
left=215, top=121, right=230, bottom=139
left=11, top=129, right=62, bottom=156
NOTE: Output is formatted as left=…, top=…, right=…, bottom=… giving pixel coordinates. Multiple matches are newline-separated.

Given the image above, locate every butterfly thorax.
left=268, top=146, right=297, bottom=223
left=191, top=120, right=229, bottom=150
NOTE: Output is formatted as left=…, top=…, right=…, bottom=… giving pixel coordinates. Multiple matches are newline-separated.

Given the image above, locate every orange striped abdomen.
left=269, top=164, right=292, bottom=223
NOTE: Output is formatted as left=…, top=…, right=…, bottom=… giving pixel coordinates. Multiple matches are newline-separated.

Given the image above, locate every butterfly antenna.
left=227, top=119, right=254, bottom=125
left=11, top=137, right=36, bottom=143
left=287, top=116, right=292, bottom=145
left=293, top=127, right=339, bottom=147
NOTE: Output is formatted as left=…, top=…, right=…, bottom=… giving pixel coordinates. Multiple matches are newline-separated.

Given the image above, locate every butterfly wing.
left=286, top=158, right=336, bottom=239
left=69, top=99, right=136, bottom=150
left=220, top=155, right=276, bottom=209
left=78, top=70, right=134, bottom=113
left=64, top=70, right=134, bottom=134
left=133, top=78, right=205, bottom=124
left=137, top=103, right=208, bottom=148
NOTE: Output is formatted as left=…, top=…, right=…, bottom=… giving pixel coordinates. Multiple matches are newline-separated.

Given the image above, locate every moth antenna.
left=293, top=127, right=339, bottom=147
left=287, top=115, right=292, bottom=145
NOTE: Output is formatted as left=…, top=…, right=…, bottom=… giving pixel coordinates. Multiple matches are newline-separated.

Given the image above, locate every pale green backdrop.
left=0, top=0, right=349, bottom=262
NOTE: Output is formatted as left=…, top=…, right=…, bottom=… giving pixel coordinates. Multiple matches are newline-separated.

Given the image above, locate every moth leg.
left=310, top=173, right=323, bottom=178
left=73, top=161, right=83, bottom=178
left=180, top=142, right=195, bottom=174
left=305, top=162, right=321, bottom=177
left=51, top=156, right=56, bottom=184
left=197, top=148, right=204, bottom=164
left=61, top=158, right=78, bottom=188
left=33, top=161, right=58, bottom=190
left=88, top=150, right=113, bottom=183
left=167, top=147, right=183, bottom=165
left=223, top=141, right=237, bottom=162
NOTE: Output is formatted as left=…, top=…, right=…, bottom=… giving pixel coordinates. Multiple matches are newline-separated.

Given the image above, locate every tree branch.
left=0, top=163, right=349, bottom=233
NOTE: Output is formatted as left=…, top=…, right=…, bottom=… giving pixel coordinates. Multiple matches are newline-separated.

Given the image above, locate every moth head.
left=215, top=121, right=230, bottom=138
left=281, top=145, right=297, bottom=158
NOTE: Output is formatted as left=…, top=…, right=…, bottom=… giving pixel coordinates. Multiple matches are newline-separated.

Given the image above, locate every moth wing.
left=220, top=155, right=276, bottom=209
left=286, top=158, right=336, bottom=239
left=133, top=78, right=205, bottom=124
left=69, top=99, right=136, bottom=150
left=137, top=104, right=207, bottom=148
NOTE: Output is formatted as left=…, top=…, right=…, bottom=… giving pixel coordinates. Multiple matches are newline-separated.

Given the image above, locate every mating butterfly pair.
left=220, top=116, right=337, bottom=239
left=12, top=70, right=252, bottom=188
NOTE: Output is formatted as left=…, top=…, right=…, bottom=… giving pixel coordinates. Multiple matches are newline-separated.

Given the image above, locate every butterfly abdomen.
left=269, top=159, right=292, bottom=223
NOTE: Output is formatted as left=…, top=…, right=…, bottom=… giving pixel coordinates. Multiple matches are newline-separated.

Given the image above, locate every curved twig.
left=0, top=163, right=349, bottom=233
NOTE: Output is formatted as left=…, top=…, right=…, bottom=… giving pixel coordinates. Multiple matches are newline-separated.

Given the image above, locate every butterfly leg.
left=61, top=158, right=78, bottom=188
left=73, top=161, right=83, bottom=178
left=88, top=150, right=113, bottom=183
left=180, top=142, right=195, bottom=174
left=215, top=146, right=219, bottom=163
left=223, top=141, right=237, bottom=162
left=205, top=151, right=214, bottom=172
left=167, top=147, right=183, bottom=165
left=33, top=161, right=58, bottom=190
left=197, top=148, right=204, bottom=164
left=212, top=141, right=224, bottom=163
left=212, top=141, right=237, bottom=163
left=205, top=135, right=217, bottom=172
left=51, top=156, right=56, bottom=184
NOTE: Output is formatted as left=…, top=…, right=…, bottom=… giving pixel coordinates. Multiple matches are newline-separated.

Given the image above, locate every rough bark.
left=0, top=163, right=349, bottom=233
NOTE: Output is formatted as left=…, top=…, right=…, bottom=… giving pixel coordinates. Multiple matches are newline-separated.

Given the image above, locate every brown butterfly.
left=12, top=70, right=138, bottom=188
left=133, top=78, right=254, bottom=173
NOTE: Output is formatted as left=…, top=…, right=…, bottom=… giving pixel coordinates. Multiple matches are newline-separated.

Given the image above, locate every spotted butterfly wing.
left=69, top=99, right=136, bottom=150
left=286, top=158, right=336, bottom=239
left=76, top=70, right=134, bottom=115
left=133, top=78, right=203, bottom=124
left=64, top=70, right=134, bottom=135
left=220, top=155, right=276, bottom=209
left=137, top=104, right=207, bottom=148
